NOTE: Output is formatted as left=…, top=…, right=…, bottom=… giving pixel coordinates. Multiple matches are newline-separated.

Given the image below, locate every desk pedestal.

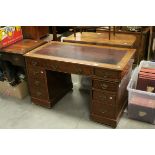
left=25, top=57, right=133, bottom=128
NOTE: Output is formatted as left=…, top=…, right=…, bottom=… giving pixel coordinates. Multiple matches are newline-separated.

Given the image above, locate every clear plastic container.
left=127, top=61, right=155, bottom=124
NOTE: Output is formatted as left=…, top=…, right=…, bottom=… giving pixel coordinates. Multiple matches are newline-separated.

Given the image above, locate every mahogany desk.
left=0, top=39, right=46, bottom=67
left=96, top=27, right=150, bottom=63
left=63, top=32, right=136, bottom=48
left=24, top=42, right=135, bottom=128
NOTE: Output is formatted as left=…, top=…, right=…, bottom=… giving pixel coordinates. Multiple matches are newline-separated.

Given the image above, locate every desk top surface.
left=63, top=32, right=136, bottom=47
left=25, top=42, right=136, bottom=70
left=0, top=39, right=46, bottom=55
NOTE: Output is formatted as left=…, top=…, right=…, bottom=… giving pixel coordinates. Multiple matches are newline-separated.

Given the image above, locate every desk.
left=0, top=39, right=46, bottom=67
left=24, top=42, right=135, bottom=128
left=63, top=32, right=136, bottom=48
left=96, top=27, right=150, bottom=63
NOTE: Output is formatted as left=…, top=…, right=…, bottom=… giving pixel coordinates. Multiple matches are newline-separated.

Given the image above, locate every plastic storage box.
left=127, top=61, right=155, bottom=124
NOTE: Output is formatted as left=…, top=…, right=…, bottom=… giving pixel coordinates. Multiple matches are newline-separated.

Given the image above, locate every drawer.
left=29, top=78, right=47, bottom=90
left=27, top=67, right=46, bottom=79
left=30, top=86, right=49, bottom=100
left=92, top=90, right=116, bottom=105
left=46, top=60, right=93, bottom=76
left=26, top=57, right=45, bottom=67
left=94, top=68, right=120, bottom=81
left=92, top=80, right=118, bottom=91
left=91, top=100, right=116, bottom=118
left=59, top=63, right=93, bottom=75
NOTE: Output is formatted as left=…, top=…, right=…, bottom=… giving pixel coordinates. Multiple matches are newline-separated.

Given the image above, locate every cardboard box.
left=0, top=26, right=23, bottom=48
left=0, top=80, right=28, bottom=99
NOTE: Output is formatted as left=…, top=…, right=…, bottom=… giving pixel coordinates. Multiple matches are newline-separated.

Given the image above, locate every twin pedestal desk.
left=24, top=42, right=135, bottom=128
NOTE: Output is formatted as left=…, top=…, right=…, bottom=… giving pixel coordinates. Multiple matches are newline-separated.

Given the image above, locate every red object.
left=136, top=67, right=155, bottom=92
left=0, top=26, right=23, bottom=48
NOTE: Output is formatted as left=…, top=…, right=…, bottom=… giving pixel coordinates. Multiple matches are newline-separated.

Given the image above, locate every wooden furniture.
left=22, top=26, right=49, bottom=40
left=0, top=39, right=46, bottom=67
left=96, top=27, right=150, bottom=63
left=73, top=26, right=100, bottom=37
left=63, top=32, right=136, bottom=48
left=24, top=42, right=135, bottom=128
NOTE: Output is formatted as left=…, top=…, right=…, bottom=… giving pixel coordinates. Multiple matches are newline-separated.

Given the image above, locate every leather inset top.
left=35, top=43, right=127, bottom=64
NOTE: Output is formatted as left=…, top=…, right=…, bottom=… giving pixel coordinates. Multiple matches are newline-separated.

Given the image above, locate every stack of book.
left=136, top=67, right=155, bottom=93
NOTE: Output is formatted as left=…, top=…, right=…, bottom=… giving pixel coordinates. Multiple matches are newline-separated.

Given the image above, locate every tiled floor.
left=0, top=75, right=154, bottom=129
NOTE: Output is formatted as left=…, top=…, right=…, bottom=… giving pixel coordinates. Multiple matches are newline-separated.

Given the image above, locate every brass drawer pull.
left=103, top=74, right=107, bottom=78
left=102, top=110, right=107, bottom=114
left=32, top=61, right=38, bottom=66
left=99, top=95, right=107, bottom=100
left=33, top=70, right=44, bottom=75
left=34, top=80, right=40, bottom=86
left=52, top=65, right=58, bottom=70
left=14, top=57, right=19, bottom=61
left=36, top=91, right=42, bottom=96
left=101, top=83, right=108, bottom=89
left=78, top=68, right=83, bottom=74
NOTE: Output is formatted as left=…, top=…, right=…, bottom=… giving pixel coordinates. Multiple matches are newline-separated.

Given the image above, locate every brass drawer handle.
left=103, top=74, right=107, bottom=78
left=99, top=95, right=107, bottom=100
left=36, top=91, right=42, bottom=96
left=52, top=65, right=58, bottom=70
left=101, top=83, right=108, bottom=89
left=32, top=61, right=38, bottom=66
left=78, top=68, right=83, bottom=74
left=14, top=57, right=19, bottom=61
left=33, top=70, right=44, bottom=75
left=34, top=80, right=40, bottom=86
left=102, top=110, right=107, bottom=114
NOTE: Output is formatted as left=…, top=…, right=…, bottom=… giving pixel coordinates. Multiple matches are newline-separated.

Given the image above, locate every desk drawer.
left=27, top=67, right=46, bottom=79
left=30, top=87, right=49, bottom=100
left=92, top=90, right=116, bottom=105
left=46, top=60, right=93, bottom=76
left=94, top=68, right=120, bottom=81
left=92, top=80, right=118, bottom=91
left=59, top=63, right=93, bottom=75
left=26, top=57, right=45, bottom=67
left=29, top=78, right=47, bottom=90
left=91, top=100, right=116, bottom=118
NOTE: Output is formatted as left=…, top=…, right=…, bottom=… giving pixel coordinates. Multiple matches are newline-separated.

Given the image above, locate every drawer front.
left=45, top=60, right=93, bottom=76
left=27, top=67, right=46, bottom=79
left=94, top=68, right=120, bottom=81
left=29, top=78, right=47, bottom=90
left=26, top=58, right=93, bottom=76
left=92, top=80, right=118, bottom=91
left=26, top=66, right=49, bottom=100
left=59, top=62, right=93, bottom=75
left=30, top=87, right=49, bottom=100
left=92, top=90, right=116, bottom=105
left=26, top=57, right=45, bottom=67
left=91, top=101, right=116, bottom=118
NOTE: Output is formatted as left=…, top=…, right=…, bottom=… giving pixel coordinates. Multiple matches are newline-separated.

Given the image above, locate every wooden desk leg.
left=109, top=26, right=111, bottom=40
left=74, top=27, right=76, bottom=38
